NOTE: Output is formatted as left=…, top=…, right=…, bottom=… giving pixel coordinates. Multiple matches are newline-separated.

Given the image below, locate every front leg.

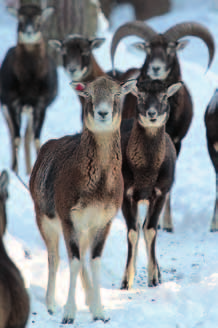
left=62, top=223, right=81, bottom=324
left=5, top=102, right=22, bottom=173
left=121, top=194, right=139, bottom=290
left=90, top=222, right=111, bottom=322
left=33, top=102, right=47, bottom=153
left=143, top=195, right=165, bottom=287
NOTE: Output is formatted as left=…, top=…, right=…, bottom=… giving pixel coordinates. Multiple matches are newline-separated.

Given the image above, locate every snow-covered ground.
left=1, top=2, right=218, bottom=327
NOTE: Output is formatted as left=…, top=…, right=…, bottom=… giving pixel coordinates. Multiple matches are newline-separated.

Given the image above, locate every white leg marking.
left=90, top=258, right=108, bottom=321
left=41, top=216, right=61, bottom=313
left=162, top=193, right=173, bottom=231
left=210, top=174, right=218, bottom=231
left=63, top=258, right=81, bottom=321
left=24, top=112, right=33, bottom=175
left=144, top=227, right=159, bottom=285
left=123, top=229, right=139, bottom=289
left=80, top=259, right=93, bottom=308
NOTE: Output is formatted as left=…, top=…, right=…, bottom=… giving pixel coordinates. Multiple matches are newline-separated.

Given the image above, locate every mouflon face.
left=17, top=4, right=54, bottom=45
left=133, top=79, right=183, bottom=128
left=49, top=35, right=105, bottom=81
left=71, top=76, right=134, bottom=132
left=133, top=35, right=188, bottom=80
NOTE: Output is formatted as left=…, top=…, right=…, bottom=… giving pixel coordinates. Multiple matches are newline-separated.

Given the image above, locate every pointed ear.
left=41, top=7, right=54, bottom=24
left=0, top=170, right=9, bottom=193
left=176, top=40, right=189, bottom=51
left=167, top=82, right=183, bottom=98
left=7, top=7, right=18, bottom=17
left=48, top=40, right=62, bottom=51
left=70, top=81, right=87, bottom=96
left=89, top=38, right=106, bottom=50
left=121, top=80, right=137, bottom=95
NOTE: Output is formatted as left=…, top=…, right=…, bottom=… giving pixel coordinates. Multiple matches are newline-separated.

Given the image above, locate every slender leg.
left=162, top=192, right=173, bottom=232
left=210, top=173, right=218, bottom=232
left=90, top=222, right=111, bottom=322
left=2, top=105, right=20, bottom=173
left=62, top=219, right=81, bottom=324
left=143, top=195, right=165, bottom=287
left=39, top=216, right=60, bottom=314
left=80, top=260, right=93, bottom=309
left=62, top=258, right=81, bottom=324
left=24, top=110, right=33, bottom=175
left=121, top=195, right=139, bottom=290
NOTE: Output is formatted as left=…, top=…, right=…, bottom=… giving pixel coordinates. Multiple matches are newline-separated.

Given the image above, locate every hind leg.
left=121, top=194, right=139, bottom=290
left=38, top=214, right=61, bottom=314
left=210, top=173, right=218, bottom=232
left=143, top=194, right=165, bottom=287
left=24, top=110, right=33, bottom=175
left=162, top=192, right=173, bottom=232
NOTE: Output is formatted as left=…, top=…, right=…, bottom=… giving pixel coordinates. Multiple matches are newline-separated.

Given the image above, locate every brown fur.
left=29, top=76, right=131, bottom=323
left=120, top=80, right=181, bottom=289
left=0, top=171, right=30, bottom=328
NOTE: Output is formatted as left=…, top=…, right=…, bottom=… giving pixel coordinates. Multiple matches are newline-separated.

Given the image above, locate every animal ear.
left=7, top=7, right=18, bottom=17
left=41, top=7, right=54, bottom=24
left=167, top=82, right=183, bottom=98
left=89, top=38, right=106, bottom=50
left=70, top=81, right=87, bottom=96
left=176, top=40, right=189, bottom=51
left=121, top=80, right=137, bottom=95
left=48, top=40, right=62, bottom=51
left=0, top=170, right=9, bottom=193
left=131, top=41, right=150, bottom=53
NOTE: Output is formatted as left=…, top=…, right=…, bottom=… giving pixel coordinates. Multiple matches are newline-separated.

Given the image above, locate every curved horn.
left=111, top=21, right=157, bottom=72
left=164, top=22, right=215, bottom=69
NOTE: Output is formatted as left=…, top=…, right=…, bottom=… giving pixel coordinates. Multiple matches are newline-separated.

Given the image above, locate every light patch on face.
left=138, top=112, right=168, bottom=127
left=18, top=31, right=42, bottom=44
left=86, top=101, right=118, bottom=133
left=147, top=59, right=170, bottom=80
left=66, top=66, right=88, bottom=81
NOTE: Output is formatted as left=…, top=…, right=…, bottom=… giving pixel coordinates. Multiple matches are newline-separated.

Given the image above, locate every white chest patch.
left=70, top=204, right=117, bottom=252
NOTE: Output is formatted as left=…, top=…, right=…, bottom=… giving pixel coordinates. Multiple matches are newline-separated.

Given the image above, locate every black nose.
left=98, top=111, right=108, bottom=119
left=152, top=66, right=160, bottom=73
left=147, top=108, right=157, bottom=119
left=68, top=68, right=77, bottom=74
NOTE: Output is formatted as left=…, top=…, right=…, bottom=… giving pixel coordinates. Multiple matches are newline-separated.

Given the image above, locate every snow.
left=0, top=2, right=218, bottom=327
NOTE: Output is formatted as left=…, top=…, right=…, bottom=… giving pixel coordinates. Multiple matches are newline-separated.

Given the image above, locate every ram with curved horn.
left=110, top=21, right=215, bottom=232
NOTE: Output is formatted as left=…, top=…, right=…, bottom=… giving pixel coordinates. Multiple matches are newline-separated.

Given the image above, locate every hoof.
left=148, top=277, right=161, bottom=287
left=94, top=317, right=110, bottom=323
left=120, top=280, right=129, bottom=290
left=210, top=228, right=218, bottom=232
left=48, top=309, right=54, bottom=315
left=163, top=227, right=173, bottom=233
left=61, top=318, right=74, bottom=324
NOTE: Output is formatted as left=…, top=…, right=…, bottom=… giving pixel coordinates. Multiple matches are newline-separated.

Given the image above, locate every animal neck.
left=16, top=39, right=46, bottom=57
left=81, top=128, right=121, bottom=169
left=127, top=120, right=166, bottom=168
left=0, top=202, right=6, bottom=238
left=84, top=55, right=105, bottom=82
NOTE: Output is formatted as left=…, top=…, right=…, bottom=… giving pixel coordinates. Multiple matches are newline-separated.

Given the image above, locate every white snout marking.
left=18, top=31, right=42, bottom=44
left=147, top=59, right=170, bottom=80
left=67, top=66, right=88, bottom=81
left=139, top=112, right=167, bottom=127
